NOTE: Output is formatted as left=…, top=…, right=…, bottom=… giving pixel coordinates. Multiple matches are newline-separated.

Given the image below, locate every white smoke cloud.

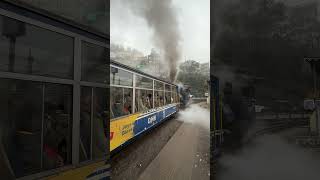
left=217, top=135, right=320, bottom=180
left=177, top=104, right=210, bottom=130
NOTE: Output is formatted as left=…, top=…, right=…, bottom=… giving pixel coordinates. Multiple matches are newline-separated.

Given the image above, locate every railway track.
left=253, top=118, right=308, bottom=136
left=240, top=118, right=309, bottom=145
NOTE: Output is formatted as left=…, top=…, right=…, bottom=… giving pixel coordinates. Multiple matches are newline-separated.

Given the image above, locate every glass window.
left=92, top=88, right=108, bottom=159
left=43, top=84, right=72, bottom=171
left=155, top=81, right=164, bottom=90
left=165, top=84, right=171, bottom=91
left=80, top=87, right=108, bottom=161
left=154, top=91, right=164, bottom=107
left=135, top=89, right=153, bottom=112
left=110, top=87, right=132, bottom=119
left=165, top=92, right=172, bottom=105
left=13, top=0, right=108, bottom=34
left=0, top=15, right=74, bottom=79
left=136, top=75, right=153, bottom=89
left=0, top=79, right=42, bottom=178
left=80, top=87, right=91, bottom=162
left=110, top=67, right=133, bottom=86
left=81, top=41, right=108, bottom=83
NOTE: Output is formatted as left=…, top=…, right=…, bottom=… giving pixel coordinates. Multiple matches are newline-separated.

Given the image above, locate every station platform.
left=138, top=122, right=210, bottom=180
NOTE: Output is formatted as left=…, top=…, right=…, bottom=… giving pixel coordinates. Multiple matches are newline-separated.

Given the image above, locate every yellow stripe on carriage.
left=110, top=113, right=141, bottom=151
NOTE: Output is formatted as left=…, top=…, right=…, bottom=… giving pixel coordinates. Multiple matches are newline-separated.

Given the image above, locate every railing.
left=255, top=112, right=312, bottom=120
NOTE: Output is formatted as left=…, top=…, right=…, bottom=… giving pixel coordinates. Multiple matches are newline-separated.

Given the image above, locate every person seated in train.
left=155, top=94, right=160, bottom=107
left=160, top=96, right=164, bottom=106
left=43, top=113, right=66, bottom=169
left=112, top=98, right=124, bottom=118
left=138, top=97, right=148, bottom=112
left=146, top=94, right=153, bottom=108
left=123, top=101, right=131, bottom=115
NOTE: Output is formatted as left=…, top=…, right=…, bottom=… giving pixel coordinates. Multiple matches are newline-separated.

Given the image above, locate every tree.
left=177, top=60, right=209, bottom=97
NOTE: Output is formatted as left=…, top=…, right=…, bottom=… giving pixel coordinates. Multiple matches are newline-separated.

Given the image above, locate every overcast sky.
left=110, top=0, right=210, bottom=64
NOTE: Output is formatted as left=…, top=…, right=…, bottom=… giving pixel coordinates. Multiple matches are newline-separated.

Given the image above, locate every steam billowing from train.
left=126, top=0, right=181, bottom=82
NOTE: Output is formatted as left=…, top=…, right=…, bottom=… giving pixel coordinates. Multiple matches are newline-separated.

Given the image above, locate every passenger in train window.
left=154, top=92, right=159, bottom=107
left=147, top=93, right=153, bottom=109
left=160, top=94, right=164, bottom=106
left=112, top=98, right=123, bottom=118
left=123, top=101, right=131, bottom=115
left=123, top=88, right=133, bottom=114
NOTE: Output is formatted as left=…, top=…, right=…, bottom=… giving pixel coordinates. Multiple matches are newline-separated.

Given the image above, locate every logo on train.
left=110, top=132, right=114, bottom=140
left=147, top=115, right=157, bottom=124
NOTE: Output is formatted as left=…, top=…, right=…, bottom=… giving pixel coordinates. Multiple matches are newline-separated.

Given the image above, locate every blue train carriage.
left=110, top=60, right=180, bottom=152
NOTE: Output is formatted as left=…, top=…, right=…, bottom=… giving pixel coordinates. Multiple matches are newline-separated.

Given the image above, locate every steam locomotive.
left=177, top=85, right=191, bottom=108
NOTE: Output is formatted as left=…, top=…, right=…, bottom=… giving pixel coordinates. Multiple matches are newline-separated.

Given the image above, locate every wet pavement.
left=139, top=103, right=210, bottom=180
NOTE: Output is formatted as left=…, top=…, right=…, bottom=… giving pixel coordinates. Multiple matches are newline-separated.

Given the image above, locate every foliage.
left=177, top=60, right=209, bottom=97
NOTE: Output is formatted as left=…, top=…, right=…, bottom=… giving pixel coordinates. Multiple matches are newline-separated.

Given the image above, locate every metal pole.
left=313, top=63, right=317, bottom=98
left=313, top=62, right=320, bottom=135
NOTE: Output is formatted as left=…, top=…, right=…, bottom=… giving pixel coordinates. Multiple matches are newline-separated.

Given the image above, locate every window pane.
left=43, top=84, right=72, bottom=170
left=0, top=16, right=74, bottom=79
left=82, top=41, right=108, bottom=83
left=135, top=89, right=153, bottom=112
left=110, top=87, right=132, bottom=119
left=80, top=87, right=91, bottom=162
left=92, top=88, right=108, bottom=159
left=136, top=75, right=153, bottom=89
left=165, top=84, right=171, bottom=91
left=154, top=91, right=164, bottom=107
left=165, top=92, right=172, bottom=105
left=155, top=81, right=164, bottom=90
left=110, top=67, right=133, bottom=86
left=0, top=79, right=42, bottom=177
left=13, top=0, right=108, bottom=34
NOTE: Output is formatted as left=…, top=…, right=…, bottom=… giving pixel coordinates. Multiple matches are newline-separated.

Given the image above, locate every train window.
left=0, top=79, right=42, bottom=178
left=43, top=84, right=72, bottom=171
left=110, top=87, right=133, bottom=119
left=165, top=92, right=172, bottom=105
left=154, top=91, right=164, bottom=107
left=110, top=67, right=133, bottom=87
left=135, top=89, right=153, bottom=112
left=136, top=75, right=153, bottom=89
left=80, top=87, right=92, bottom=162
left=92, top=88, right=108, bottom=159
left=80, top=87, right=108, bottom=161
left=81, top=41, right=108, bottom=83
left=155, top=81, right=164, bottom=90
left=165, top=84, right=171, bottom=91
left=0, top=15, right=74, bottom=79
